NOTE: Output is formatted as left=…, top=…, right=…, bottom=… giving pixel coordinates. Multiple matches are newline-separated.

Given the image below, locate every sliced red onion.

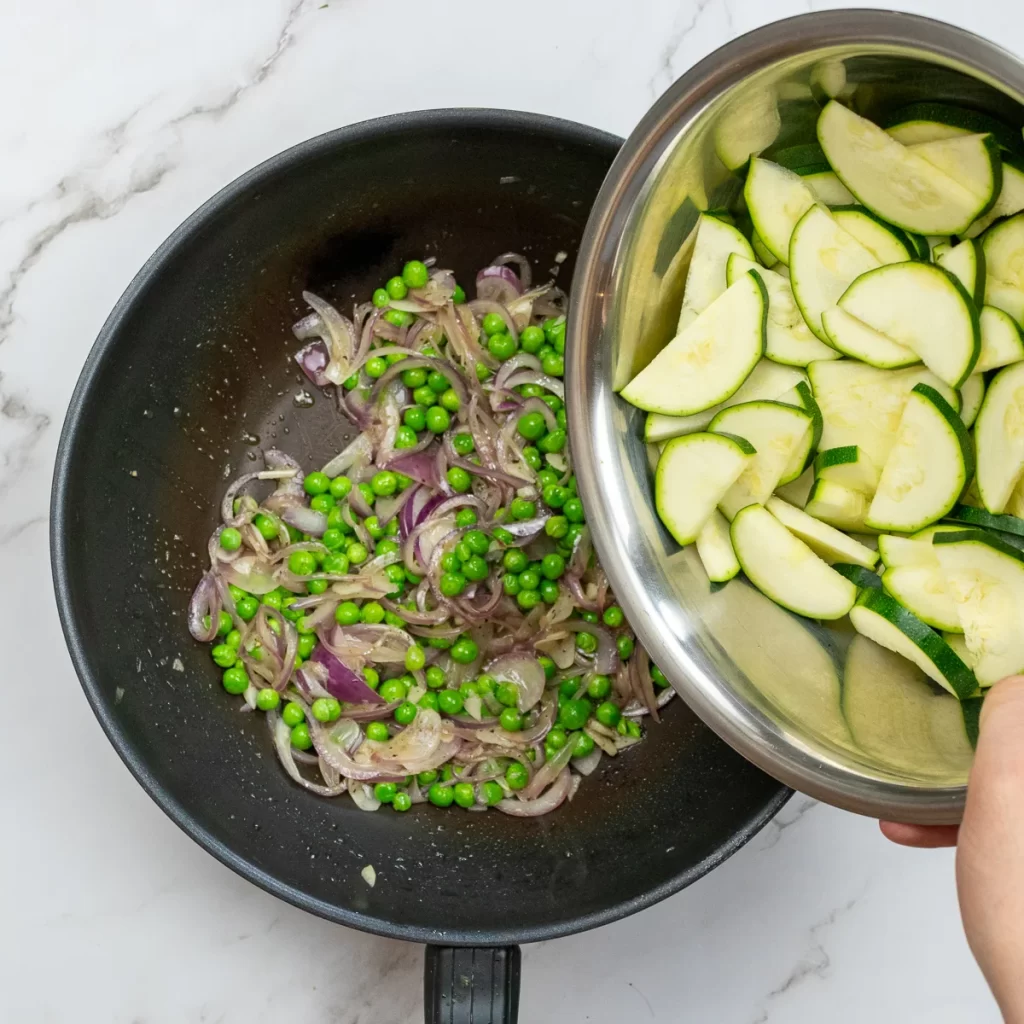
left=349, top=782, right=383, bottom=811
left=568, top=526, right=593, bottom=578
left=494, top=352, right=540, bottom=391
left=500, top=370, right=565, bottom=399
left=448, top=456, right=530, bottom=488
left=372, top=483, right=419, bottom=528
left=497, top=768, right=571, bottom=816
left=561, top=617, right=620, bottom=675
left=271, top=713, right=347, bottom=796
left=484, top=653, right=545, bottom=712
left=634, top=650, right=660, bottom=722
left=188, top=573, right=222, bottom=642
left=522, top=736, right=575, bottom=799
left=320, top=433, right=373, bottom=479
left=491, top=514, right=550, bottom=546
left=302, top=292, right=357, bottom=386
left=221, top=471, right=264, bottom=527
left=281, top=505, right=328, bottom=536
left=414, top=268, right=457, bottom=308
left=295, top=339, right=331, bottom=387
left=439, top=305, right=497, bottom=374
left=565, top=573, right=599, bottom=612
left=507, top=284, right=553, bottom=329
left=311, top=718, right=405, bottom=781
left=490, top=252, right=532, bottom=290
left=390, top=446, right=443, bottom=490
left=519, top=396, right=558, bottom=433
left=308, top=645, right=384, bottom=703
left=223, top=555, right=278, bottom=595
left=572, top=748, right=602, bottom=777
left=476, top=265, right=522, bottom=305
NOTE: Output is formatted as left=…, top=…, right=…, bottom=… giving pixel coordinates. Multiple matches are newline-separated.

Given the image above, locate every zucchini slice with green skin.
left=710, top=401, right=814, bottom=518
left=726, top=254, right=839, bottom=366
left=817, top=101, right=993, bottom=235
left=813, top=444, right=879, bottom=495
left=776, top=380, right=823, bottom=481
left=655, top=432, right=756, bottom=546
left=752, top=230, right=779, bottom=268
left=976, top=306, right=1024, bottom=373
left=804, top=478, right=871, bottom=532
left=936, top=238, right=986, bottom=304
left=974, top=361, right=1024, bottom=513
left=883, top=103, right=1024, bottom=156
left=643, top=362, right=806, bottom=443
left=831, top=206, right=915, bottom=263
left=985, top=278, right=1024, bottom=325
left=878, top=524, right=964, bottom=567
left=910, top=133, right=1002, bottom=215
left=837, top=262, right=980, bottom=388
left=832, top=563, right=883, bottom=589
left=982, top=210, right=1024, bottom=296
left=713, top=89, right=781, bottom=172
left=964, top=162, right=1024, bottom=239
left=677, top=214, right=756, bottom=331
left=820, top=306, right=919, bottom=369
left=731, top=503, right=858, bottom=619
left=881, top=564, right=961, bottom=632
left=774, top=466, right=814, bottom=508
left=934, top=528, right=1024, bottom=686
left=771, top=143, right=830, bottom=174
left=959, top=374, right=986, bottom=428
left=909, top=233, right=933, bottom=260
left=789, top=205, right=881, bottom=342
left=744, top=158, right=818, bottom=264
left=866, top=384, right=974, bottom=533
left=695, top=509, right=740, bottom=582
left=766, top=495, right=879, bottom=568
left=849, top=588, right=979, bottom=698
left=842, top=635, right=975, bottom=776
left=808, top=360, right=960, bottom=473
left=943, top=502, right=1024, bottom=537
left=622, top=270, right=768, bottom=416
left=805, top=172, right=856, bottom=206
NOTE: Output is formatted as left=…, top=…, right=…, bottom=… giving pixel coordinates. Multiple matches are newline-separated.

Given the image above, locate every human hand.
left=881, top=675, right=1024, bottom=1023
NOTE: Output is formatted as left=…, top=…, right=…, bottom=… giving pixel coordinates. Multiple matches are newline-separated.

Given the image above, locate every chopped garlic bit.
left=361, top=864, right=377, bottom=887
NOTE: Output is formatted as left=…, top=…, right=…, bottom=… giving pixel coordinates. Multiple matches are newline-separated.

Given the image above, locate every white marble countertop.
left=2, top=0, right=1017, bottom=1020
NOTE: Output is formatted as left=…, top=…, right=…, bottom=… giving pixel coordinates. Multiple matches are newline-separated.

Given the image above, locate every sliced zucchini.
left=964, top=162, right=1024, bottom=238
left=909, top=233, right=933, bottom=260
left=752, top=230, right=779, bottom=268
left=934, top=529, right=1024, bottom=686
left=878, top=524, right=963, bottom=568
left=820, top=306, right=919, bottom=369
left=976, top=305, right=1024, bottom=373
left=808, top=360, right=960, bottom=472
left=883, top=103, right=1024, bottom=156
left=804, top=478, right=871, bottom=532
left=959, top=374, right=986, bottom=428
left=837, top=261, right=980, bottom=388
left=882, top=564, right=961, bottom=632
left=710, top=401, right=813, bottom=519
left=655, top=432, right=756, bottom=546
left=677, top=214, right=756, bottom=330
left=866, top=384, right=974, bottom=533
left=889, top=122, right=969, bottom=146
left=910, top=133, right=1002, bottom=214
left=805, top=171, right=856, bottom=206
left=813, top=445, right=879, bottom=495
left=982, top=210, right=1024, bottom=297
left=622, top=270, right=767, bottom=415
left=713, top=89, right=781, bottom=171
left=643, top=361, right=806, bottom=442
left=832, top=563, right=883, bottom=589
left=726, top=254, right=839, bottom=366
left=943, top=503, right=1024, bottom=538
left=842, top=635, right=974, bottom=777
left=831, top=206, right=915, bottom=263
left=695, top=510, right=740, bottom=583
left=789, top=205, right=881, bottom=341
left=744, top=158, right=817, bottom=265
left=849, top=588, right=979, bottom=698
left=817, top=101, right=993, bottom=235
left=777, top=380, right=822, bottom=481
left=730, top=503, right=858, bottom=619
left=771, top=143, right=830, bottom=174
left=974, top=361, right=1024, bottom=513
left=766, top=495, right=879, bottom=568
left=985, top=278, right=1024, bottom=324
left=936, top=238, right=985, bottom=303
left=774, top=466, right=814, bottom=508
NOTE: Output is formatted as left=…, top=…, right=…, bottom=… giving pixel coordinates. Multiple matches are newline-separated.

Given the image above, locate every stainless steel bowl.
left=568, top=10, right=1024, bottom=824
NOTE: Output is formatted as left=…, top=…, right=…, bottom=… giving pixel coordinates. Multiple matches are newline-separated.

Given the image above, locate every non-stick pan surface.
left=52, top=109, right=787, bottom=957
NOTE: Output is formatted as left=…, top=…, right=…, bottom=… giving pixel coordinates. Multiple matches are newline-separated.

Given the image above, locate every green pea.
left=282, top=701, right=305, bottom=727
left=440, top=552, right=462, bottom=574
left=417, top=692, right=439, bottom=713
left=402, top=260, right=429, bottom=288
left=487, top=332, right=517, bottom=360
left=516, top=411, right=546, bottom=441
left=371, top=471, right=397, bottom=497
left=547, top=727, right=568, bottom=752
left=364, top=515, right=384, bottom=540
left=541, top=353, right=565, bottom=377
left=563, top=497, right=585, bottom=523
left=572, top=731, right=595, bottom=758
left=503, top=573, right=521, bottom=596
left=428, top=636, right=452, bottom=649
left=461, top=557, right=488, bottom=583
left=211, top=644, right=236, bottom=668
left=287, top=722, right=311, bottom=750
left=218, top=527, right=242, bottom=552
left=559, top=698, right=591, bottom=730
left=450, top=638, right=479, bottom=664
left=305, top=579, right=327, bottom=596
left=617, top=635, right=635, bottom=659
left=476, top=674, right=496, bottom=693
left=538, top=344, right=555, bottom=360
left=420, top=665, right=444, bottom=690
left=649, top=665, right=669, bottom=690
left=288, top=551, right=317, bottom=576
left=298, top=634, right=317, bottom=659
left=580, top=610, right=598, bottom=624
left=386, top=276, right=408, bottom=300
left=428, top=783, right=454, bottom=807
left=423, top=405, right=448, bottom=433
left=596, top=701, right=622, bottom=727
left=418, top=770, right=439, bottom=786
left=496, top=682, right=519, bottom=708
left=556, top=408, right=568, bottom=430
left=390, top=425, right=416, bottom=450
left=540, top=553, right=565, bottom=580
left=603, top=605, right=625, bottom=628
left=322, top=552, right=349, bottom=576
left=534, top=470, right=556, bottom=492
left=510, top=498, right=536, bottom=520
left=364, top=356, right=387, bottom=378
left=516, top=589, right=540, bottom=611
left=440, top=572, right=466, bottom=597
left=401, top=368, right=427, bottom=390
left=452, top=284, right=467, bottom=304
left=538, top=429, right=566, bottom=454
left=361, top=601, right=385, bottom=624
left=388, top=790, right=410, bottom=812
left=236, top=596, right=259, bottom=621
left=384, top=609, right=406, bottom=628
left=372, top=287, right=390, bottom=307
left=311, top=697, right=335, bottom=723
left=347, top=541, right=368, bottom=564
left=540, top=485, right=565, bottom=511
left=541, top=394, right=563, bottom=413
left=247, top=512, right=277, bottom=542
left=499, top=707, right=523, bottom=732
left=576, top=631, right=598, bottom=655
left=587, top=675, right=612, bottom=701
left=413, top=385, right=435, bottom=407
left=520, top=383, right=545, bottom=399
left=438, top=387, right=460, bottom=413
left=370, top=782, right=396, bottom=805
left=342, top=372, right=360, bottom=390
left=534, top=657, right=553, bottom=682
left=335, top=601, right=360, bottom=626
left=501, top=549, right=525, bottom=573
left=405, top=644, right=426, bottom=672
left=520, top=324, right=545, bottom=353
left=492, top=526, right=515, bottom=545
left=360, top=721, right=388, bottom=745
left=448, top=433, right=474, bottom=458
left=255, top=688, right=280, bottom=711
left=544, top=316, right=566, bottom=349
left=225, top=629, right=242, bottom=650
left=425, top=370, right=448, bottom=394
left=452, top=782, right=476, bottom=808
left=481, top=780, right=504, bottom=806
left=400, top=409, right=425, bottom=438
left=540, top=579, right=560, bottom=604
left=304, top=472, right=330, bottom=496
left=438, top=689, right=464, bottom=715
left=505, top=762, right=529, bottom=790
left=522, top=446, right=543, bottom=471
left=565, top=523, right=585, bottom=548
left=519, top=569, right=540, bottom=592
left=393, top=701, right=417, bottom=726
left=447, top=466, right=472, bottom=493
left=479, top=312, right=506, bottom=336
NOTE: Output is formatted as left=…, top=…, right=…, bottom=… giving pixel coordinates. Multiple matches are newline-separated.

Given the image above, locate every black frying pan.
left=51, top=109, right=788, bottom=1022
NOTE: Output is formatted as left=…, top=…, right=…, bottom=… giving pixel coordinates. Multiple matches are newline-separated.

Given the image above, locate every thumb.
left=957, top=675, right=1024, bottom=1020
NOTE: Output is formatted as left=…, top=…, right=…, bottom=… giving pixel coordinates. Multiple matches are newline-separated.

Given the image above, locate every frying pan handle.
left=424, top=944, right=521, bottom=1024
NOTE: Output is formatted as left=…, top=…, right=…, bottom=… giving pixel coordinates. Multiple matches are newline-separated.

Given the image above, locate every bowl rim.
left=568, top=11, right=1024, bottom=825
left=50, top=107, right=790, bottom=946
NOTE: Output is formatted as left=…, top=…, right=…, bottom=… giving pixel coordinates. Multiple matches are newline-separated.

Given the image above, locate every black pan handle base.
left=424, top=945, right=521, bottom=1024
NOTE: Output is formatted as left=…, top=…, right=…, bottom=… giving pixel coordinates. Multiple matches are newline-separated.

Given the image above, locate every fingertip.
left=880, top=820, right=960, bottom=848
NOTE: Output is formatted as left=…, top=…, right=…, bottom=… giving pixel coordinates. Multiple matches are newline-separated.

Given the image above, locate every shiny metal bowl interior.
left=568, top=11, right=1024, bottom=824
